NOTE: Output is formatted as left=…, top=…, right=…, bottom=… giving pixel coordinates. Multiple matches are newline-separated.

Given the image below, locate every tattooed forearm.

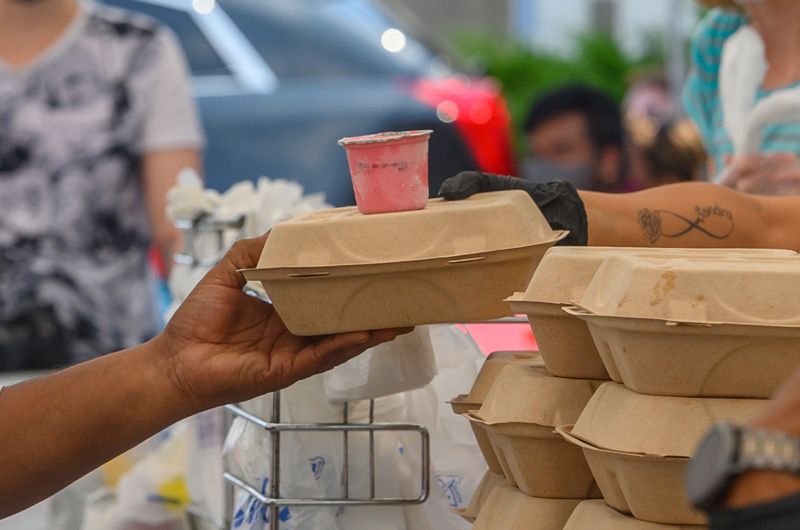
left=638, top=204, right=735, bottom=244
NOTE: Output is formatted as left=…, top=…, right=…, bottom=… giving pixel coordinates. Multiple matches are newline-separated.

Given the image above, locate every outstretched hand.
left=158, top=233, right=409, bottom=410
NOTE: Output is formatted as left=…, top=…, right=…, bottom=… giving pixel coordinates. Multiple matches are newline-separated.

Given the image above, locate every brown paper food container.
left=556, top=383, right=764, bottom=524
left=469, top=365, right=605, bottom=498
left=452, top=471, right=506, bottom=523
left=471, top=418, right=602, bottom=498
left=506, top=247, right=796, bottom=379
left=447, top=353, right=543, bottom=474
left=472, top=483, right=581, bottom=530
left=476, top=365, right=604, bottom=426
left=447, top=395, right=502, bottom=474
left=241, top=191, right=566, bottom=335
left=559, top=426, right=703, bottom=525
left=467, top=350, right=544, bottom=403
left=507, top=297, right=609, bottom=379
left=564, top=500, right=706, bottom=529
left=580, top=254, right=800, bottom=325
left=566, top=306, right=800, bottom=398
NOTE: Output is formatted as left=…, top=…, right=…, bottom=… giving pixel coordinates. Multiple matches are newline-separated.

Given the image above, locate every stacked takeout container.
left=453, top=245, right=800, bottom=529
left=241, top=190, right=565, bottom=335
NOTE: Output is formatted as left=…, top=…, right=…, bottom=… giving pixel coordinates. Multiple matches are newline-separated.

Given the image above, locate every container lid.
left=250, top=191, right=566, bottom=270
left=571, top=383, right=764, bottom=457
left=513, top=247, right=797, bottom=307
left=565, top=500, right=705, bottom=530
left=474, top=484, right=581, bottom=530
left=467, top=351, right=544, bottom=403
left=476, top=365, right=604, bottom=426
left=454, top=471, right=506, bottom=523
left=338, top=130, right=433, bottom=146
left=579, top=254, right=800, bottom=325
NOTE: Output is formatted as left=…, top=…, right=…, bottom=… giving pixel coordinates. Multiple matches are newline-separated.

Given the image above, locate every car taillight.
left=410, top=76, right=516, bottom=175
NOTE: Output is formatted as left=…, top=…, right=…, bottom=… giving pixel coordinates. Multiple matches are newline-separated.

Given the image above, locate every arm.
left=699, top=368, right=800, bottom=529
left=581, top=181, right=800, bottom=251
left=142, top=148, right=201, bottom=271
left=439, top=173, right=800, bottom=251
left=139, top=28, right=205, bottom=272
left=0, top=234, right=406, bottom=517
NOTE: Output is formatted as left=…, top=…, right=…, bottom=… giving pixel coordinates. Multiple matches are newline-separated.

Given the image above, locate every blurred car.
left=99, top=0, right=516, bottom=206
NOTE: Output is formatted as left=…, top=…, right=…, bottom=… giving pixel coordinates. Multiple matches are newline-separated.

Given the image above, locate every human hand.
left=720, top=153, right=800, bottom=196
left=157, top=233, right=410, bottom=411
left=438, top=171, right=588, bottom=246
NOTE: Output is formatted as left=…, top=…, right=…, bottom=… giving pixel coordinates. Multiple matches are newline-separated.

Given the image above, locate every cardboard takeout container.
left=580, top=254, right=800, bottom=324
left=241, top=191, right=566, bottom=335
left=453, top=471, right=506, bottom=523
left=472, top=484, right=581, bottom=530
left=558, top=383, right=764, bottom=525
left=448, top=395, right=502, bottom=474
left=448, top=351, right=544, bottom=474
left=471, top=365, right=604, bottom=498
left=566, top=306, right=800, bottom=398
left=467, top=350, right=544, bottom=403
left=507, top=247, right=797, bottom=379
left=241, top=191, right=565, bottom=335
left=564, top=500, right=706, bottom=530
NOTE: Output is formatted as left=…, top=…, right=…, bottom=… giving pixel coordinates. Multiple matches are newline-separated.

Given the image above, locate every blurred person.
left=626, top=115, right=708, bottom=190
left=685, top=0, right=800, bottom=195
left=521, top=84, right=626, bottom=192
left=0, top=234, right=408, bottom=518
left=624, top=73, right=677, bottom=120
left=0, top=0, right=203, bottom=369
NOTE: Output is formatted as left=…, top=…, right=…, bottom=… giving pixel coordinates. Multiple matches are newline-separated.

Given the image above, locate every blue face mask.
left=520, top=158, right=594, bottom=190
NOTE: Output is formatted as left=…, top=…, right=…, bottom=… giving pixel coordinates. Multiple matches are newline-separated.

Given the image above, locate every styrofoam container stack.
left=448, top=351, right=544, bottom=475
left=241, top=190, right=565, bottom=335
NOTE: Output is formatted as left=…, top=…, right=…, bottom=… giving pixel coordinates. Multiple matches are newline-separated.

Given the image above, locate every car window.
left=219, top=0, right=445, bottom=80
left=101, top=0, right=232, bottom=77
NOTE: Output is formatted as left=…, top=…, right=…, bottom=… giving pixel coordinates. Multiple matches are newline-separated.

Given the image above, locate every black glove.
left=438, top=171, right=588, bottom=246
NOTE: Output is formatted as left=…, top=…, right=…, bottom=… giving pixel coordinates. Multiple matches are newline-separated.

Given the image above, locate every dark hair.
left=523, top=84, right=625, bottom=153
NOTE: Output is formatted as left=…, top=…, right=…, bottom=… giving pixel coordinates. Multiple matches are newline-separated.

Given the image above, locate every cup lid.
left=338, top=130, right=433, bottom=146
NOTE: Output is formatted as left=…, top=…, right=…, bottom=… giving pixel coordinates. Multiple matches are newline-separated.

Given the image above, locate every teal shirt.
left=683, top=8, right=800, bottom=175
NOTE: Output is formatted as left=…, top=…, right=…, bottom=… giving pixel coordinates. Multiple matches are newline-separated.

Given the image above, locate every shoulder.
left=83, top=3, right=169, bottom=44
left=692, top=8, right=748, bottom=55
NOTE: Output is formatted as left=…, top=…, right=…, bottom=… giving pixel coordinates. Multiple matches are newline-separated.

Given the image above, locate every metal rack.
left=223, top=395, right=430, bottom=529
left=176, top=215, right=431, bottom=530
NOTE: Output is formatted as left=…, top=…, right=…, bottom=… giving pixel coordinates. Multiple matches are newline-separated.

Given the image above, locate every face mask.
left=520, top=158, right=594, bottom=190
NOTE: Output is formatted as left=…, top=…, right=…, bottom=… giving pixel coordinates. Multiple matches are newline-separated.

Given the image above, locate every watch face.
left=685, top=423, right=738, bottom=510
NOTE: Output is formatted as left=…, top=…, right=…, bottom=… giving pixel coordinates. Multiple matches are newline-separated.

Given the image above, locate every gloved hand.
left=438, top=171, right=588, bottom=246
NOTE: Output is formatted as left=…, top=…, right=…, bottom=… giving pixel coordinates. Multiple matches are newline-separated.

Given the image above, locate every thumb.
left=205, top=232, right=269, bottom=290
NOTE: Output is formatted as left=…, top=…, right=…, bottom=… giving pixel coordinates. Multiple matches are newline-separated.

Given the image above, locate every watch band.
left=737, top=427, right=800, bottom=474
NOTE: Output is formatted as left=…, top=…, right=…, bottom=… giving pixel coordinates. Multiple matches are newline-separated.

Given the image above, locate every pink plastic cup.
left=338, top=130, right=433, bottom=215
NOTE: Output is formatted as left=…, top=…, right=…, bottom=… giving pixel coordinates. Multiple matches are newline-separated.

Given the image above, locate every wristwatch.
left=686, top=422, right=800, bottom=511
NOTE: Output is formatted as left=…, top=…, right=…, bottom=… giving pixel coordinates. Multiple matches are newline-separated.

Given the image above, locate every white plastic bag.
left=113, top=425, right=190, bottom=528
left=225, top=376, right=345, bottom=530
left=323, top=327, right=437, bottom=402
left=186, top=408, right=226, bottom=524
left=400, top=325, right=487, bottom=530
